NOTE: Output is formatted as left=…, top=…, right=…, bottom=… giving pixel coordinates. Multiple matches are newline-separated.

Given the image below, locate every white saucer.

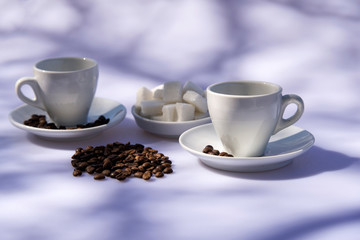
left=9, top=97, right=127, bottom=141
left=179, top=123, right=315, bottom=172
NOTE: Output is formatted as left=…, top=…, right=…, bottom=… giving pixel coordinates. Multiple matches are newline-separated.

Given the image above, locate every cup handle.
left=15, top=77, right=46, bottom=110
left=273, top=94, right=304, bottom=134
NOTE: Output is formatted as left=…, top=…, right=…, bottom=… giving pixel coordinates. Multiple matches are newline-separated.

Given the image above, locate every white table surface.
left=1, top=1, right=359, bottom=240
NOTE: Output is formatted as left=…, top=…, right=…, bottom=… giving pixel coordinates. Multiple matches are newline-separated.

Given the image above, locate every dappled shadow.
left=1, top=1, right=360, bottom=239
left=250, top=207, right=360, bottom=240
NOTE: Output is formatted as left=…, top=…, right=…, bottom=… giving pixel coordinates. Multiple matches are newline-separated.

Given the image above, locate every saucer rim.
left=180, top=124, right=314, bottom=161
left=9, top=97, right=127, bottom=139
left=179, top=123, right=315, bottom=172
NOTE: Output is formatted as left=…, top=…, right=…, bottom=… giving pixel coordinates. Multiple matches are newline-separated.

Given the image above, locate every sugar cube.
left=183, top=90, right=208, bottom=113
left=140, top=100, right=164, bottom=117
left=163, top=81, right=183, bottom=103
left=153, top=88, right=164, bottom=100
left=183, top=81, right=205, bottom=96
left=176, top=103, right=195, bottom=121
left=162, top=104, right=177, bottom=122
left=136, top=87, right=153, bottom=107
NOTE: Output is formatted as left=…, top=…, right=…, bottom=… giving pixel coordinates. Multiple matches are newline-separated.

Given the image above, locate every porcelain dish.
left=9, top=97, right=126, bottom=141
left=179, top=123, right=315, bottom=172
left=131, top=105, right=211, bottom=138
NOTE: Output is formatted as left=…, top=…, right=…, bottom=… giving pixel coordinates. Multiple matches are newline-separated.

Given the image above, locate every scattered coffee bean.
left=71, top=141, right=173, bottom=182
left=94, top=173, right=105, bottom=180
left=73, top=169, right=82, bottom=177
left=134, top=171, right=144, bottom=178
left=155, top=172, right=164, bottom=178
left=24, top=114, right=109, bottom=129
left=142, top=171, right=152, bottom=180
left=163, top=167, right=173, bottom=174
left=202, top=145, right=234, bottom=157
left=102, top=169, right=111, bottom=176
left=86, top=165, right=96, bottom=174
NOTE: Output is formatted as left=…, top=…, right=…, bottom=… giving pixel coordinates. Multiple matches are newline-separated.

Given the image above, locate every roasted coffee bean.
left=102, top=169, right=111, bottom=176
left=110, top=171, right=119, bottom=178
left=155, top=172, right=164, bottom=178
left=161, top=159, right=172, bottom=164
left=134, top=171, right=143, bottom=178
left=209, top=150, right=220, bottom=155
left=220, top=152, right=234, bottom=157
left=123, top=168, right=132, bottom=176
left=163, top=167, right=173, bottom=174
left=71, top=141, right=173, bottom=182
left=152, top=165, right=163, bottom=174
left=73, top=169, right=82, bottom=177
left=94, top=173, right=105, bottom=180
left=142, top=171, right=152, bottom=180
left=202, top=145, right=234, bottom=157
left=77, top=162, right=88, bottom=171
left=130, top=166, right=139, bottom=173
left=85, top=166, right=96, bottom=174
left=161, top=163, right=171, bottom=168
left=203, top=145, right=214, bottom=153
left=103, top=158, right=112, bottom=169
left=116, top=173, right=127, bottom=181
left=71, top=160, right=79, bottom=168
left=142, top=162, right=151, bottom=169
left=24, top=114, right=109, bottom=130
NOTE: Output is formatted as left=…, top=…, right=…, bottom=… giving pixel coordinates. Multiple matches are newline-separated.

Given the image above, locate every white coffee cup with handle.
left=207, top=81, right=304, bottom=157
left=16, top=57, right=98, bottom=127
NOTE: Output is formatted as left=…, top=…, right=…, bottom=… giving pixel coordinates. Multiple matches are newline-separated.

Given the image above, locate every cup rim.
left=207, top=81, right=282, bottom=98
left=34, top=57, right=97, bottom=73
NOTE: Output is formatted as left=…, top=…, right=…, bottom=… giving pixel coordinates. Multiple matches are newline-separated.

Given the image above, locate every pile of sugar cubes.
left=135, top=81, right=208, bottom=122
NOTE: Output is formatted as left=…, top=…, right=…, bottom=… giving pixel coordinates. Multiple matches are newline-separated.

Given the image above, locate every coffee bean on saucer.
left=202, top=145, right=234, bottom=157
left=220, top=152, right=234, bottom=157
left=209, top=150, right=220, bottom=155
left=202, top=145, right=214, bottom=153
left=23, top=114, right=110, bottom=130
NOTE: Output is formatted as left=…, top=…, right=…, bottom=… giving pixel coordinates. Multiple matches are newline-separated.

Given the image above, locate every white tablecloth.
left=1, top=1, right=359, bottom=239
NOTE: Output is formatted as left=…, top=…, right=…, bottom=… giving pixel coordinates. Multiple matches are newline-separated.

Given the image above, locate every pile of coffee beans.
left=24, top=114, right=109, bottom=129
left=202, top=145, right=233, bottom=157
left=71, top=141, right=173, bottom=181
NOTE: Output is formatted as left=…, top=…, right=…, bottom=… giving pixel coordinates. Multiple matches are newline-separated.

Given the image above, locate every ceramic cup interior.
left=36, top=57, right=97, bottom=72
left=208, top=81, right=280, bottom=96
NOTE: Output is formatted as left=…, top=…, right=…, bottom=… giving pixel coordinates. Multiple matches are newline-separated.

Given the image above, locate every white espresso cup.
left=15, top=57, right=98, bottom=127
left=207, top=81, right=304, bottom=157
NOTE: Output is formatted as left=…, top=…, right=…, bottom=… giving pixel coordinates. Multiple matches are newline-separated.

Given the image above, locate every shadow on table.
left=200, top=146, right=359, bottom=180
left=249, top=207, right=360, bottom=240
